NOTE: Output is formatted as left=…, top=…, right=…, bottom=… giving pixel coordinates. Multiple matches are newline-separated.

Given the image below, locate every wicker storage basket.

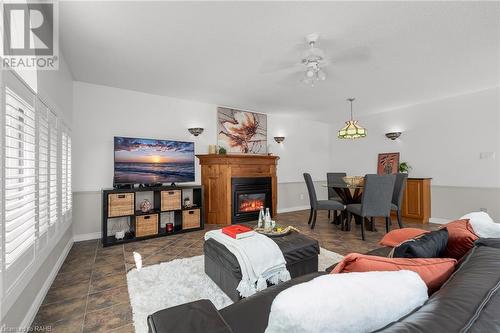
left=182, top=209, right=200, bottom=230
left=136, top=214, right=159, bottom=237
left=161, top=190, right=182, bottom=211
left=108, top=193, right=134, bottom=217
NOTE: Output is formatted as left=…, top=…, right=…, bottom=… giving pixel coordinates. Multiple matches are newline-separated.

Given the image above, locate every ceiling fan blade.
left=259, top=61, right=302, bottom=75
left=275, top=71, right=305, bottom=87
left=301, top=46, right=327, bottom=61
left=329, top=46, right=371, bottom=65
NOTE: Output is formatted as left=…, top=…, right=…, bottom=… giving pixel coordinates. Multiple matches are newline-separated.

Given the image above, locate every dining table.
left=323, top=182, right=364, bottom=205
left=323, top=181, right=377, bottom=232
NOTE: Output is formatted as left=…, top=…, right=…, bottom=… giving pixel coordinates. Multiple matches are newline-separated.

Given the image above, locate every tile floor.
left=32, top=210, right=438, bottom=332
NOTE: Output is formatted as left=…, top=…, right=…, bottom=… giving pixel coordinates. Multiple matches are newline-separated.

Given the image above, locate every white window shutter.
left=1, top=70, right=72, bottom=298
left=67, top=135, right=72, bottom=212
left=61, top=131, right=67, bottom=216
left=37, top=101, right=49, bottom=236
left=60, top=125, right=71, bottom=220
left=48, top=111, right=58, bottom=228
left=4, top=87, right=36, bottom=268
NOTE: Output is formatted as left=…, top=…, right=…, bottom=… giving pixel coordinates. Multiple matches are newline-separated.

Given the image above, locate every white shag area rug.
left=127, top=248, right=343, bottom=333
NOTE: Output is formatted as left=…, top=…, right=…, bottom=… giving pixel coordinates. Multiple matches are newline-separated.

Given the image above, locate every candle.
left=209, top=144, right=217, bottom=154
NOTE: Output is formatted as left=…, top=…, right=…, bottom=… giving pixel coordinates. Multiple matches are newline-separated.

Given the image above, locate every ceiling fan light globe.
left=318, top=70, right=326, bottom=81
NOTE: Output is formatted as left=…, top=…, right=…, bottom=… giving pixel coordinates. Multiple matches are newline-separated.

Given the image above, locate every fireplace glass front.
left=232, top=177, right=272, bottom=223
left=237, top=193, right=266, bottom=213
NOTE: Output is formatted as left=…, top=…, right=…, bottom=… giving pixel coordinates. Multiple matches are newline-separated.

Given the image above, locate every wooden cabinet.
left=197, top=154, right=279, bottom=225
left=398, top=178, right=432, bottom=224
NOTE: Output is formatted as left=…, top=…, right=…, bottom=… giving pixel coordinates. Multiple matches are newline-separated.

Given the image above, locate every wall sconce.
left=274, top=136, right=285, bottom=144
left=385, top=132, right=402, bottom=140
left=188, top=127, right=204, bottom=136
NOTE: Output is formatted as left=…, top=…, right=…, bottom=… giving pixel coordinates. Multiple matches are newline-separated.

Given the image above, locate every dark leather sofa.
left=148, top=238, right=500, bottom=333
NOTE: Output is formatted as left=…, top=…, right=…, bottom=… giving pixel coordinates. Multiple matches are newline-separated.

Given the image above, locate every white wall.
left=72, top=82, right=215, bottom=190
left=72, top=82, right=331, bottom=237
left=330, top=87, right=500, bottom=220
left=268, top=113, right=330, bottom=183
left=37, top=56, right=74, bottom=125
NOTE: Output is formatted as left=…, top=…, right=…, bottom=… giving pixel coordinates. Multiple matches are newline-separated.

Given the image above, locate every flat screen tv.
left=114, top=137, right=195, bottom=185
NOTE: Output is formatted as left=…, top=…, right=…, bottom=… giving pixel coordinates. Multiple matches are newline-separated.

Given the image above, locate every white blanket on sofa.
left=265, top=270, right=428, bottom=333
left=461, top=212, right=500, bottom=238
left=205, top=230, right=290, bottom=297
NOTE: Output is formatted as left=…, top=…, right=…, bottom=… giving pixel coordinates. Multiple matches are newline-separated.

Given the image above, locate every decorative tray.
left=254, top=225, right=299, bottom=237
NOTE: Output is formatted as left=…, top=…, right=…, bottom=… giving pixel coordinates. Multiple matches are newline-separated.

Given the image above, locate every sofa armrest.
left=147, top=299, right=233, bottom=333
left=325, top=247, right=392, bottom=272
left=476, top=238, right=500, bottom=249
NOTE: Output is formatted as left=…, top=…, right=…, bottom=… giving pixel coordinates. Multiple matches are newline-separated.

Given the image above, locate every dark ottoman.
left=148, top=299, right=232, bottom=333
left=204, top=232, right=319, bottom=302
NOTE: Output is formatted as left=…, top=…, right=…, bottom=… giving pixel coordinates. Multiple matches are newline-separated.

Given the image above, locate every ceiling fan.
left=261, top=33, right=370, bottom=87
left=301, top=33, right=328, bottom=87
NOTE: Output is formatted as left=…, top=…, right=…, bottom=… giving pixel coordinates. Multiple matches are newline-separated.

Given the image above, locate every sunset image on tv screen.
left=114, top=137, right=195, bottom=184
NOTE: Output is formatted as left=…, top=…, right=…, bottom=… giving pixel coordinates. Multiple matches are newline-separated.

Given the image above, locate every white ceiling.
left=60, top=1, right=500, bottom=122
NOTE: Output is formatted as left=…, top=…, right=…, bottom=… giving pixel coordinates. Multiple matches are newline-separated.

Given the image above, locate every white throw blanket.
left=265, top=270, right=428, bottom=333
left=461, top=212, right=500, bottom=238
left=205, top=230, right=291, bottom=297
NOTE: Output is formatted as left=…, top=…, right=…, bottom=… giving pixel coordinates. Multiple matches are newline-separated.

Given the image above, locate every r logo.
left=3, top=3, right=53, bottom=56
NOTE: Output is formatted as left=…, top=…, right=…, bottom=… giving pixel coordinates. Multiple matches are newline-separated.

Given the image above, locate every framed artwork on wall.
left=217, top=107, right=267, bottom=154
left=377, top=152, right=400, bottom=174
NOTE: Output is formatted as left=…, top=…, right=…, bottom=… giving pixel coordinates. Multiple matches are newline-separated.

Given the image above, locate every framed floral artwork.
left=217, top=107, right=267, bottom=154
left=377, top=152, right=400, bottom=174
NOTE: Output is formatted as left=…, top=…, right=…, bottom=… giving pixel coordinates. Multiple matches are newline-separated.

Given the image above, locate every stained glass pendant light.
left=337, top=98, right=367, bottom=139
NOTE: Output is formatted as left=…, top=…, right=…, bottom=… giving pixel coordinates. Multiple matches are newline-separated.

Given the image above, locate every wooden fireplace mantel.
left=196, top=154, right=279, bottom=225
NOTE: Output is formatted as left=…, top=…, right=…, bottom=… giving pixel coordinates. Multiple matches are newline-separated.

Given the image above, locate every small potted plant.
left=399, top=162, right=412, bottom=173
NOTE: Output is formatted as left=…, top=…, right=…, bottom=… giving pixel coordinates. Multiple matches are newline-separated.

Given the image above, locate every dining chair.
left=327, top=172, right=347, bottom=224
left=303, top=173, right=345, bottom=229
left=391, top=173, right=408, bottom=229
left=345, top=174, right=396, bottom=240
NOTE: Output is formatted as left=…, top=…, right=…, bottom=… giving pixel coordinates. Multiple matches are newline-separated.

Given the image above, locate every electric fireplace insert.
left=231, top=177, right=272, bottom=223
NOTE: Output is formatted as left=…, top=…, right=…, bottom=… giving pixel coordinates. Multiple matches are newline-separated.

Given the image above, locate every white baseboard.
left=71, top=215, right=452, bottom=241
left=278, top=209, right=453, bottom=225
left=429, top=217, right=452, bottom=225
left=277, top=205, right=310, bottom=213
left=20, top=238, right=73, bottom=329
left=73, top=232, right=101, bottom=242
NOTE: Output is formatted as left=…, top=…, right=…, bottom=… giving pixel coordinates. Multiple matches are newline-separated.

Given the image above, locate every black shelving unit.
left=102, top=185, right=204, bottom=247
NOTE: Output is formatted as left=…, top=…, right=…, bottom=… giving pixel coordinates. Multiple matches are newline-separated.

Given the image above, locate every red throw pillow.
left=379, top=228, right=430, bottom=247
left=332, top=253, right=457, bottom=293
left=441, top=219, right=478, bottom=259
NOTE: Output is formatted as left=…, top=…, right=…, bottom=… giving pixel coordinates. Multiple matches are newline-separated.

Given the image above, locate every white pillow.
left=460, top=212, right=500, bottom=238
left=265, top=270, right=428, bottom=333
